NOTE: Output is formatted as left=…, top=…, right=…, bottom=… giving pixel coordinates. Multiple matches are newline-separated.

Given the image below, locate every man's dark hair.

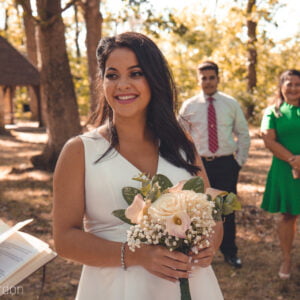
left=198, top=61, right=219, bottom=76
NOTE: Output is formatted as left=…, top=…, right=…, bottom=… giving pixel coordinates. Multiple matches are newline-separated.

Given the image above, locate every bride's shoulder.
left=60, top=136, right=84, bottom=160
left=80, top=125, right=109, bottom=141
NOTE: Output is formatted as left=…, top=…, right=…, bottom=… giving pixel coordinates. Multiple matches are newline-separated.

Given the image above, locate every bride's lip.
left=114, top=94, right=138, bottom=104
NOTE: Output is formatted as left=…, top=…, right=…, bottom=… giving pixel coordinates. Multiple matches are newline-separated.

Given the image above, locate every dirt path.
left=0, top=123, right=299, bottom=299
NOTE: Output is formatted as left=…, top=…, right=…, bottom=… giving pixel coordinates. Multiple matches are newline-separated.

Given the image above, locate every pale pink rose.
left=166, top=211, right=191, bottom=238
left=125, top=194, right=145, bottom=224
left=168, top=180, right=187, bottom=193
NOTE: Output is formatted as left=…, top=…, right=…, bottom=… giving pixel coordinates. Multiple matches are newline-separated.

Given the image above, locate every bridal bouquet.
left=112, top=174, right=240, bottom=300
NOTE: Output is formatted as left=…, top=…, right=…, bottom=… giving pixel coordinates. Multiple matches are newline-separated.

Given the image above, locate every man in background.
left=179, top=61, right=250, bottom=268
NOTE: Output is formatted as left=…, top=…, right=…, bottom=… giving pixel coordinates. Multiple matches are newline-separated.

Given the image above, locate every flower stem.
left=179, top=277, right=191, bottom=300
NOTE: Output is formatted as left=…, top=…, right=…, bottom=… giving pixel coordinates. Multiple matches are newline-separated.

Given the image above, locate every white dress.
left=76, top=129, right=223, bottom=300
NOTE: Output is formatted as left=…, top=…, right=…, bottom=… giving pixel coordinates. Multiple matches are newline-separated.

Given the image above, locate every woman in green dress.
left=260, top=69, right=300, bottom=279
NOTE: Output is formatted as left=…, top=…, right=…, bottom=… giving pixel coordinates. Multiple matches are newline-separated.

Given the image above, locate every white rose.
left=148, top=190, right=198, bottom=223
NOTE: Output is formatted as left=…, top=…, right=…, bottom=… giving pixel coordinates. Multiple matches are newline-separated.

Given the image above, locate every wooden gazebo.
left=0, top=36, right=41, bottom=127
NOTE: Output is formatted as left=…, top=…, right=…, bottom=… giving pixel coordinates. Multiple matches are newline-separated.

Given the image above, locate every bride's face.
left=103, top=47, right=151, bottom=121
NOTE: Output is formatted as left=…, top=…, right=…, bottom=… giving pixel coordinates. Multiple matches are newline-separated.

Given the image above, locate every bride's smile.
left=103, top=47, right=151, bottom=121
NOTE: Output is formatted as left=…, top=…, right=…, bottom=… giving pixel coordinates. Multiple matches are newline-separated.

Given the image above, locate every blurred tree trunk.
left=74, top=4, right=81, bottom=59
left=79, top=0, right=102, bottom=111
left=17, top=0, right=45, bottom=126
left=32, top=0, right=81, bottom=171
left=0, top=87, right=7, bottom=135
left=246, top=0, right=257, bottom=119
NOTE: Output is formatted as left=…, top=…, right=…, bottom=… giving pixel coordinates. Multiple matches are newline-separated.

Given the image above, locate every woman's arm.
left=261, top=128, right=300, bottom=169
left=53, top=137, right=191, bottom=281
left=261, top=128, right=294, bottom=162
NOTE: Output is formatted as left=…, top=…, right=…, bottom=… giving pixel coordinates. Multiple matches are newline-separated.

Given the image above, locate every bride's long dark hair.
left=90, top=32, right=200, bottom=175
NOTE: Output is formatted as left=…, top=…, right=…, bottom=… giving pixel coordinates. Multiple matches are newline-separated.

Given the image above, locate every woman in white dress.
left=53, top=32, right=223, bottom=299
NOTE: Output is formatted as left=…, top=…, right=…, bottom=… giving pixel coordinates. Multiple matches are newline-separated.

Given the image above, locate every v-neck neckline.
left=94, top=128, right=160, bottom=177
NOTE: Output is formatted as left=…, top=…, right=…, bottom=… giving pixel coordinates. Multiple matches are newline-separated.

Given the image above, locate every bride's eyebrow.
left=106, top=65, right=141, bottom=72
left=128, top=65, right=141, bottom=69
left=106, top=67, right=117, bottom=72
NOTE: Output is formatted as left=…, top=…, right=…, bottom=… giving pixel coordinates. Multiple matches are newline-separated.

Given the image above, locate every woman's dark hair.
left=274, top=69, right=300, bottom=115
left=91, top=32, right=199, bottom=175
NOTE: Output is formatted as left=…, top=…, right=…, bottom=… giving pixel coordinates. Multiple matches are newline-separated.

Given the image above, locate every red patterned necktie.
left=207, top=97, right=218, bottom=153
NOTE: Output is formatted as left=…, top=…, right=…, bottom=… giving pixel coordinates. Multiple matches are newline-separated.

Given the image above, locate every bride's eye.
left=130, top=71, right=144, bottom=78
left=105, top=73, right=118, bottom=80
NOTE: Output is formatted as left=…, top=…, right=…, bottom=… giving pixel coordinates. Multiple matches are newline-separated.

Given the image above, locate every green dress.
left=260, top=102, right=300, bottom=215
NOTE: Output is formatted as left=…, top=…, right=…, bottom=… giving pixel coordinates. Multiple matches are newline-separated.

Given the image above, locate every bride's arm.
left=53, top=137, right=191, bottom=281
left=53, top=137, right=122, bottom=267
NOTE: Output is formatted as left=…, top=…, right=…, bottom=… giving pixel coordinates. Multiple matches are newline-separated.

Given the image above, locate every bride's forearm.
left=54, top=228, right=123, bottom=267
left=211, top=221, right=223, bottom=252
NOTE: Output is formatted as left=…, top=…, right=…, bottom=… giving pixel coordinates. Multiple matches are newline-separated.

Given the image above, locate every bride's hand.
left=189, top=245, right=215, bottom=268
left=189, top=222, right=222, bottom=269
left=131, top=244, right=191, bottom=282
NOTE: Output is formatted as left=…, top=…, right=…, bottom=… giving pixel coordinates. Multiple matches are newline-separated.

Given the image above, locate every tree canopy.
left=1, top=0, right=299, bottom=128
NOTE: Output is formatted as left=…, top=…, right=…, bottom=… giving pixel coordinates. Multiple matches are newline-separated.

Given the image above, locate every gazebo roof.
left=0, top=36, right=40, bottom=86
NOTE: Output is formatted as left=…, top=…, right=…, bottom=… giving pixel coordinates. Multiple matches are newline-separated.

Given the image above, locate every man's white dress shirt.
left=178, top=91, right=250, bottom=166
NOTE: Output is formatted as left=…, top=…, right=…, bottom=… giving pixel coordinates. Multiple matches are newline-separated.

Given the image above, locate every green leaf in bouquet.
left=132, top=173, right=151, bottom=186
left=122, top=187, right=141, bottom=205
left=112, top=209, right=134, bottom=225
left=182, top=176, right=204, bottom=193
left=141, top=182, right=152, bottom=197
left=221, top=193, right=241, bottom=215
left=211, top=195, right=223, bottom=221
left=222, top=203, right=234, bottom=215
left=224, top=192, right=242, bottom=211
left=214, top=195, right=223, bottom=210
left=151, top=174, right=173, bottom=192
left=146, top=182, right=162, bottom=202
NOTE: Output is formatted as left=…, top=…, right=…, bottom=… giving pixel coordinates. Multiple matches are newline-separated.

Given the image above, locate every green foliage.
left=131, top=173, right=172, bottom=201
left=122, top=187, right=141, bottom=205
left=3, top=0, right=300, bottom=125
left=151, top=174, right=173, bottom=192
left=128, top=0, right=298, bottom=124
left=212, top=193, right=241, bottom=221
left=112, top=209, right=133, bottom=225
left=114, top=173, right=241, bottom=224
left=182, top=177, right=204, bottom=193
left=146, top=182, right=161, bottom=202
left=0, top=0, right=25, bottom=49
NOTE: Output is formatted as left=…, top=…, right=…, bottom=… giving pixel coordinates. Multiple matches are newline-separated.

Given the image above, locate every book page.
left=0, top=219, right=33, bottom=244
left=0, top=231, right=48, bottom=284
left=0, top=246, right=56, bottom=294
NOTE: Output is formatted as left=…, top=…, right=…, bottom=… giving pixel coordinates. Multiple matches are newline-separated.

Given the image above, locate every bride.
left=53, top=32, right=223, bottom=300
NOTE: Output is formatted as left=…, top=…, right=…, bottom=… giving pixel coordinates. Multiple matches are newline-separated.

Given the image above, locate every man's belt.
left=201, top=154, right=233, bottom=162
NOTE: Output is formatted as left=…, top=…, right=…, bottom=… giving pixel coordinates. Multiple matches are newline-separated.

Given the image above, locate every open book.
left=0, top=218, right=57, bottom=295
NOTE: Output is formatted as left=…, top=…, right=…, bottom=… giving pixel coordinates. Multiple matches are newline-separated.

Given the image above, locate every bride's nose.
left=117, top=76, right=131, bottom=90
